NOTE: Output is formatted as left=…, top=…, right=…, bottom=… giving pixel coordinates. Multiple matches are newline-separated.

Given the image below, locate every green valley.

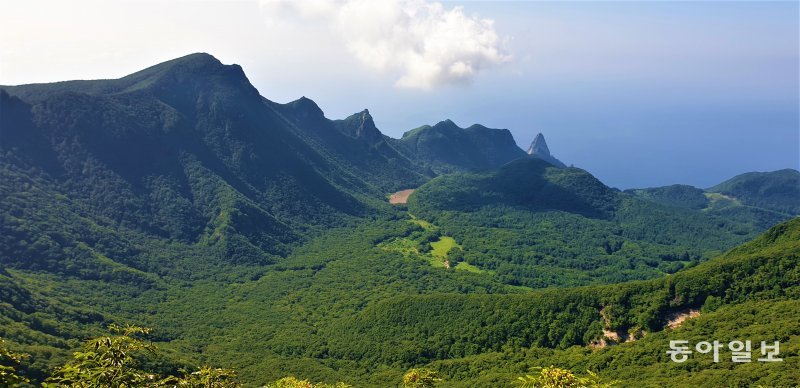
left=1, top=54, right=797, bottom=387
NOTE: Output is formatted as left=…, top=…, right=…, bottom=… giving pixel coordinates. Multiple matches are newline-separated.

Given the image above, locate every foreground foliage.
left=44, top=324, right=156, bottom=387
left=32, top=325, right=239, bottom=387
left=1, top=338, right=29, bottom=386
left=264, top=376, right=350, bottom=388
left=513, top=367, right=617, bottom=388
left=402, top=368, right=442, bottom=387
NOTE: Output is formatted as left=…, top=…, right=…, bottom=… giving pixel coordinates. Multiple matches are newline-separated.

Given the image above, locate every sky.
left=1, top=0, right=797, bottom=189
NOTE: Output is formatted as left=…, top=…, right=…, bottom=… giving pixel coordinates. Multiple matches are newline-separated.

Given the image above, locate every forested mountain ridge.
left=328, top=218, right=800, bottom=374
left=626, top=169, right=799, bottom=229
left=1, top=53, right=376, bottom=277
left=1, top=215, right=796, bottom=386
left=1, top=53, right=798, bottom=386
left=404, top=158, right=784, bottom=287
left=707, top=169, right=800, bottom=215
left=387, top=119, right=529, bottom=174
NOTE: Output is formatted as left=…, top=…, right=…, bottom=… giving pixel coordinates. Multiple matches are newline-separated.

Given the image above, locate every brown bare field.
left=666, top=308, right=701, bottom=329
left=389, top=189, right=415, bottom=204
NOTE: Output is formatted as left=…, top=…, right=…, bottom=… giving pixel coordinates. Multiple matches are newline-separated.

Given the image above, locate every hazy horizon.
left=2, top=0, right=797, bottom=189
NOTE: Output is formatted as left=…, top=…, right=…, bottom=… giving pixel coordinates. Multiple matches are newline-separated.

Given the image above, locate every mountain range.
left=0, top=53, right=798, bottom=386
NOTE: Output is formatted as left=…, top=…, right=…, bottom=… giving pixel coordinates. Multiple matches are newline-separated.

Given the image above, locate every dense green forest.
left=626, top=169, right=799, bottom=230
left=405, top=158, right=781, bottom=287
left=1, top=53, right=798, bottom=386
left=2, top=218, right=797, bottom=386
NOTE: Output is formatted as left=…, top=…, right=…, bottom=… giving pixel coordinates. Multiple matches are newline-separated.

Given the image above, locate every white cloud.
left=260, top=0, right=510, bottom=89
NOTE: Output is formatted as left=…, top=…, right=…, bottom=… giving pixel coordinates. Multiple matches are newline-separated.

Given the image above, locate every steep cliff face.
left=527, top=133, right=551, bottom=157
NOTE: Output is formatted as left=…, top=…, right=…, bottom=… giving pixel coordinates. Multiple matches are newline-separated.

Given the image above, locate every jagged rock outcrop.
left=527, top=133, right=566, bottom=168
left=334, top=109, right=384, bottom=146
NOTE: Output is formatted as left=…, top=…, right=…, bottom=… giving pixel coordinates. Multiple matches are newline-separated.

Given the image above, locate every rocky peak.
left=526, top=133, right=566, bottom=168
left=353, top=109, right=382, bottom=143
left=356, top=109, right=376, bottom=131
left=527, top=133, right=551, bottom=157
left=335, top=109, right=384, bottom=145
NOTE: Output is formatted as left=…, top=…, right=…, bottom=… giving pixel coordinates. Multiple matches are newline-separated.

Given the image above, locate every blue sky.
left=1, top=0, right=797, bottom=189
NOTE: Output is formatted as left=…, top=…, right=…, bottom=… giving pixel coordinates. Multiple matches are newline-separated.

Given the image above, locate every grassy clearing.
left=430, top=236, right=461, bottom=268
left=702, top=192, right=743, bottom=213
left=378, top=237, right=419, bottom=258
left=409, top=214, right=434, bottom=231
left=430, top=237, right=459, bottom=259
left=454, top=261, right=485, bottom=273
left=704, top=192, right=738, bottom=202
left=384, top=215, right=488, bottom=273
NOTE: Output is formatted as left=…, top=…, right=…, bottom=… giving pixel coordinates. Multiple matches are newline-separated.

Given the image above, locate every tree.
left=44, top=324, right=158, bottom=387
left=402, top=368, right=441, bottom=388
left=265, top=376, right=350, bottom=388
left=43, top=324, right=244, bottom=387
left=513, top=366, right=617, bottom=388
left=0, top=338, right=29, bottom=387
left=160, top=365, right=241, bottom=387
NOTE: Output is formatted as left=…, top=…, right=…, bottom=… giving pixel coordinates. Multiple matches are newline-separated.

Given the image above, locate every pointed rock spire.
left=526, top=133, right=566, bottom=168
left=353, top=109, right=382, bottom=144
left=527, top=133, right=551, bottom=157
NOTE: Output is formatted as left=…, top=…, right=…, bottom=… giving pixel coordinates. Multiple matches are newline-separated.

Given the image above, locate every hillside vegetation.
left=406, top=158, right=767, bottom=287
left=1, top=53, right=798, bottom=387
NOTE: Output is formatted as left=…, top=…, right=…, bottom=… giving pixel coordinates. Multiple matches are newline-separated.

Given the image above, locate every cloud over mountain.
left=261, top=0, right=510, bottom=89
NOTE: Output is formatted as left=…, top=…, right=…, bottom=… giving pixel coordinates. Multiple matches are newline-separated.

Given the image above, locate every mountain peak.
left=391, top=120, right=527, bottom=172
left=287, top=96, right=325, bottom=119
left=526, top=133, right=566, bottom=168
left=360, top=109, right=373, bottom=121
left=121, top=52, right=241, bottom=83
left=357, top=109, right=374, bottom=125
left=170, top=52, right=222, bottom=66
left=527, top=133, right=551, bottom=157
left=334, top=108, right=383, bottom=145
left=106, top=52, right=264, bottom=108
left=2, top=53, right=256, bottom=103
left=427, top=119, right=463, bottom=134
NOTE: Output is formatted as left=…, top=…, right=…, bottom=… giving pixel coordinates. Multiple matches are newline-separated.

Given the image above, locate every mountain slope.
left=627, top=169, right=799, bottom=230
left=409, top=158, right=616, bottom=217
left=625, top=184, right=709, bottom=210
left=405, top=158, right=763, bottom=287
left=266, top=98, right=430, bottom=193
left=424, top=298, right=799, bottom=387
left=707, top=169, right=800, bottom=215
left=326, top=217, right=800, bottom=386
left=0, top=53, right=432, bottom=276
